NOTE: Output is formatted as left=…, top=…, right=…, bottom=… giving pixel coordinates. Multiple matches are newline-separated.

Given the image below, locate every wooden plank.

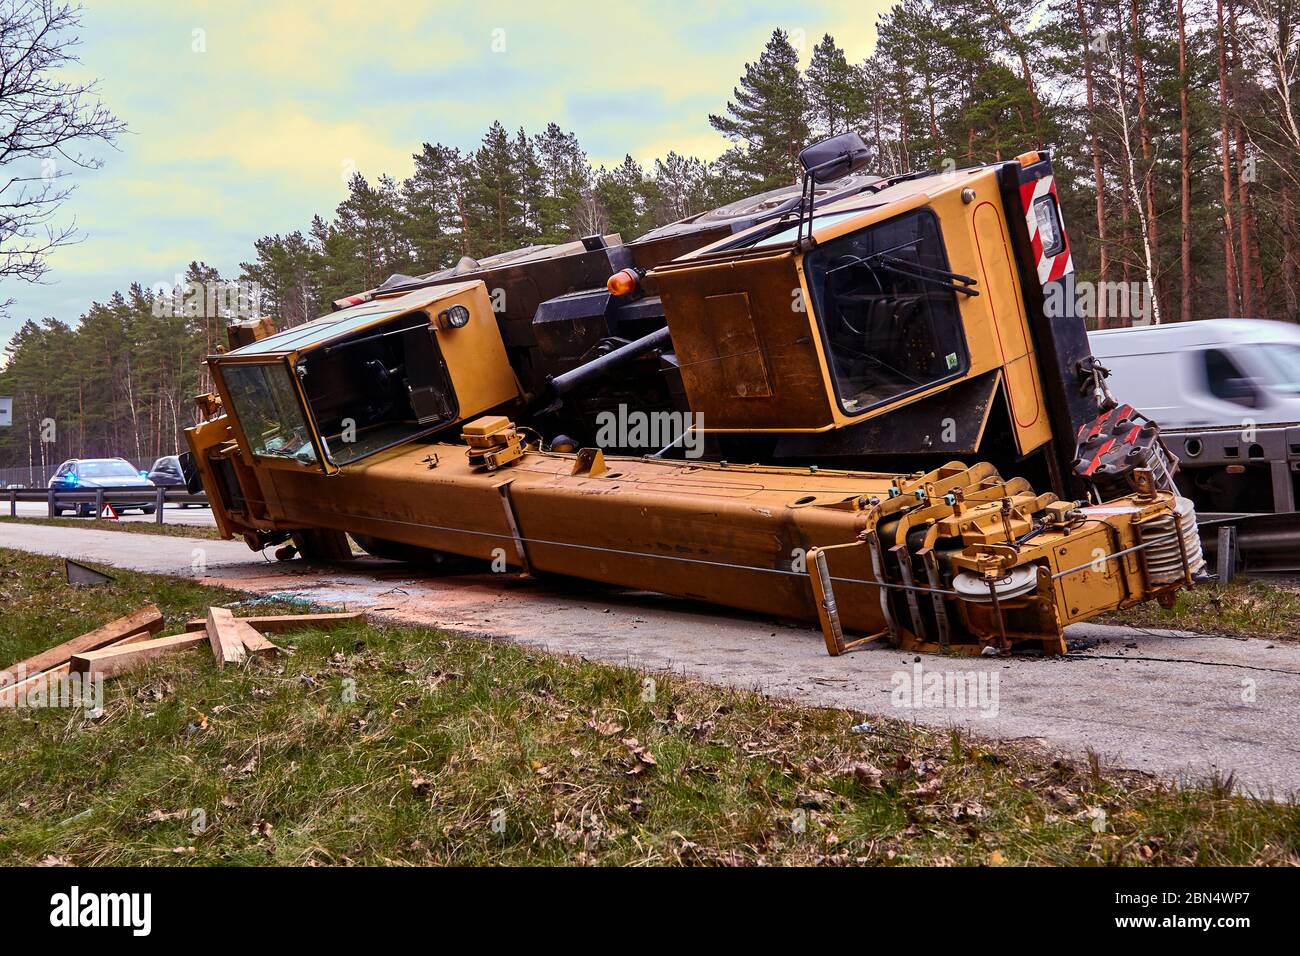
left=3, top=625, right=176, bottom=705
left=183, top=611, right=364, bottom=634
left=70, top=633, right=208, bottom=678
left=205, top=607, right=247, bottom=667
left=117, top=629, right=165, bottom=648
left=231, top=620, right=280, bottom=659
left=205, top=607, right=248, bottom=667
left=0, top=605, right=163, bottom=688
left=0, top=664, right=71, bottom=707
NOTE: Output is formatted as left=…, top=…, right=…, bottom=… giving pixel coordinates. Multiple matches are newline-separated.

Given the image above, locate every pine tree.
left=402, top=143, right=470, bottom=268
left=709, top=29, right=810, bottom=190
left=335, top=172, right=414, bottom=288
left=465, top=121, right=527, bottom=255
left=594, top=155, right=655, bottom=239
left=875, top=0, right=953, bottom=167
left=240, top=231, right=321, bottom=328
left=512, top=127, right=545, bottom=243
left=532, top=123, right=591, bottom=243
left=805, top=34, right=858, bottom=138
left=651, top=152, right=714, bottom=224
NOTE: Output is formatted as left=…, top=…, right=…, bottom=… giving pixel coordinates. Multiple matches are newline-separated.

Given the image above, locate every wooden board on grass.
left=0, top=605, right=163, bottom=688
left=183, top=611, right=364, bottom=634
left=0, top=663, right=72, bottom=707
left=230, top=620, right=280, bottom=658
left=70, top=633, right=208, bottom=678
left=205, top=606, right=247, bottom=667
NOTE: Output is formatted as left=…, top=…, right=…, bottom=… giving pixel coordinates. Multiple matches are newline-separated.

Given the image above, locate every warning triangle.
left=101, top=501, right=119, bottom=520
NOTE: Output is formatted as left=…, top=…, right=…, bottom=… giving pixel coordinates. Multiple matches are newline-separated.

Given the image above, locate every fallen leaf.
left=408, top=769, right=434, bottom=797
left=911, top=778, right=942, bottom=800
left=951, top=800, right=986, bottom=821
left=847, top=762, right=884, bottom=789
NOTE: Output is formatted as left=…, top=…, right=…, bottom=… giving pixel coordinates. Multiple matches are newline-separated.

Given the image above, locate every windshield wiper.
left=826, top=238, right=979, bottom=296
left=873, top=254, right=979, bottom=296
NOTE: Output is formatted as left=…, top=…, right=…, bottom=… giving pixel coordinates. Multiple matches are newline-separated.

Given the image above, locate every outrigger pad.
left=1073, top=403, right=1178, bottom=496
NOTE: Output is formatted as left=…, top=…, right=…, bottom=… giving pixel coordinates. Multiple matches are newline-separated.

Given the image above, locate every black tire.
left=52, top=507, right=64, bottom=517
left=141, top=505, right=156, bottom=515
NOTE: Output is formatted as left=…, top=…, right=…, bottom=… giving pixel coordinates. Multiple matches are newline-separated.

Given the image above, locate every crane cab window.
left=803, top=208, right=969, bottom=415
left=222, top=362, right=318, bottom=464
left=294, top=313, right=458, bottom=466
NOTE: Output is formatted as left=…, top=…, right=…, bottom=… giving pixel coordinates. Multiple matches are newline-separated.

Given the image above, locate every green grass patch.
left=0, top=547, right=1296, bottom=866
left=0, top=515, right=225, bottom=540
left=1106, top=580, right=1300, bottom=642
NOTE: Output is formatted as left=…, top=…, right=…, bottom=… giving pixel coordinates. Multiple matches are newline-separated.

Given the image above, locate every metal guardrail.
left=1197, top=510, right=1300, bottom=577
left=4, top=487, right=208, bottom=525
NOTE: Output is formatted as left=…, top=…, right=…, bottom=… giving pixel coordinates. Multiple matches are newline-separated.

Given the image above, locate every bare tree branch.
left=0, top=0, right=124, bottom=306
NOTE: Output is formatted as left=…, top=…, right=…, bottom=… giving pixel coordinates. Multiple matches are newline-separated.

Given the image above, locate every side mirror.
left=798, top=132, right=871, bottom=184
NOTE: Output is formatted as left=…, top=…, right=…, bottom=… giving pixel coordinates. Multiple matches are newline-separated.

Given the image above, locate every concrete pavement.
left=1, top=521, right=1297, bottom=796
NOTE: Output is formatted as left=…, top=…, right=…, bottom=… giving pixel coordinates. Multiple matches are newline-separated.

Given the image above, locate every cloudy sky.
left=1, top=0, right=888, bottom=350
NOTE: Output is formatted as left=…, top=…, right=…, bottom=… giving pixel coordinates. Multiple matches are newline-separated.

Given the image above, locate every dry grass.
left=1106, top=580, right=1300, bottom=642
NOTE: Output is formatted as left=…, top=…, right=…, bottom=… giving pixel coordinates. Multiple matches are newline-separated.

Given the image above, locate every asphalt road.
left=4, top=500, right=217, bottom=527
left=1, top=522, right=1296, bottom=796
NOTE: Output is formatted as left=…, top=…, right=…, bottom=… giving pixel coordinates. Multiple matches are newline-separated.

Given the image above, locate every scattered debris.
left=1, top=602, right=367, bottom=700
left=0, top=605, right=163, bottom=705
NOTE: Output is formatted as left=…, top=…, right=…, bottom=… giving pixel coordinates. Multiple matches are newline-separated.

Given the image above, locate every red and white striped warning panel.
left=1019, top=174, right=1074, bottom=286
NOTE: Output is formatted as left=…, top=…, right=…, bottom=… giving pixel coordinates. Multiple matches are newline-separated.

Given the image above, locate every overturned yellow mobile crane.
left=183, top=135, right=1203, bottom=656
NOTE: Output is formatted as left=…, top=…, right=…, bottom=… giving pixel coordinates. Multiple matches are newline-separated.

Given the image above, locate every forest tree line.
left=1, top=0, right=1296, bottom=475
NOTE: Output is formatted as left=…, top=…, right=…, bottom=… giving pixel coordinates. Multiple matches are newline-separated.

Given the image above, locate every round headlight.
left=440, top=304, right=471, bottom=329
